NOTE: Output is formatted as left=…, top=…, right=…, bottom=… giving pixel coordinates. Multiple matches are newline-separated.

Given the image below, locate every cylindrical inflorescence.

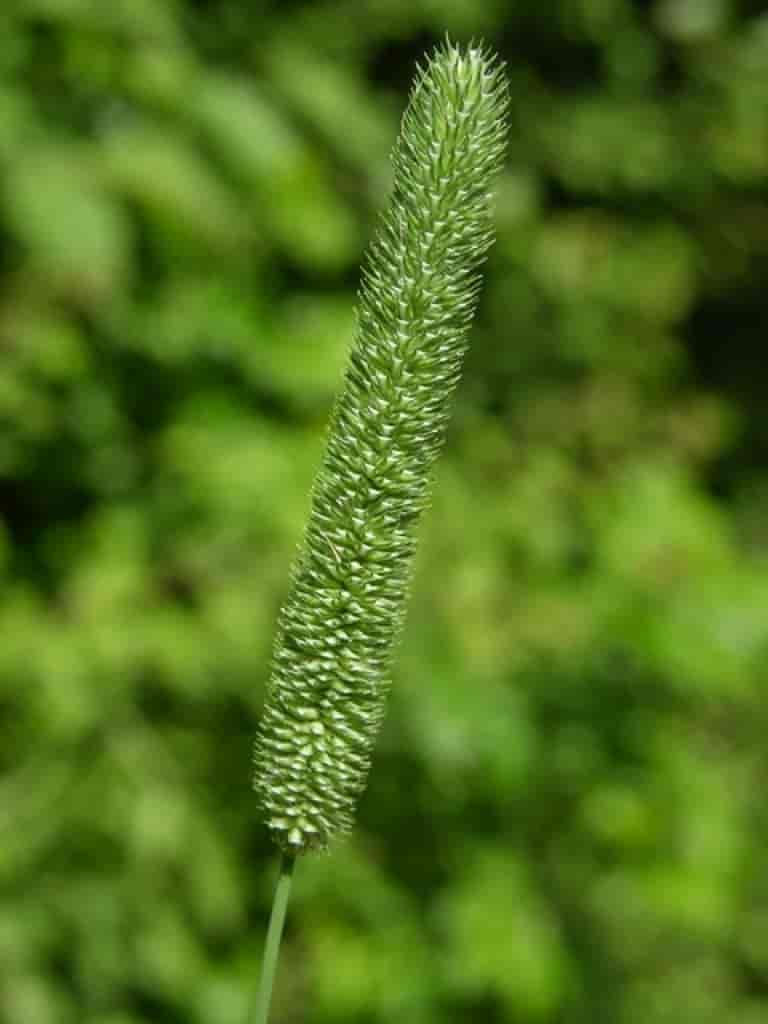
left=253, top=40, right=509, bottom=852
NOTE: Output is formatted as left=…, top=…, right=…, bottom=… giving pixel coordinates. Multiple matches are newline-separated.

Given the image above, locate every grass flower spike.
left=253, top=40, right=509, bottom=855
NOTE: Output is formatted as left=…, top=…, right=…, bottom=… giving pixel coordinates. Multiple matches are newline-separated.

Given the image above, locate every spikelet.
left=253, top=40, right=509, bottom=852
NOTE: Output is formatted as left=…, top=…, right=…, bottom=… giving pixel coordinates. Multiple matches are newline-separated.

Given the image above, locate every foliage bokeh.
left=2, top=2, right=768, bottom=1022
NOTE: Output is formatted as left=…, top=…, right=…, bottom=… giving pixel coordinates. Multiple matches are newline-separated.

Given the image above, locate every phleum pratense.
left=253, top=40, right=509, bottom=855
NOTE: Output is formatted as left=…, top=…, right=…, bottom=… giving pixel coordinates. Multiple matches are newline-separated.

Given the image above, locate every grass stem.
left=252, top=853, right=295, bottom=1024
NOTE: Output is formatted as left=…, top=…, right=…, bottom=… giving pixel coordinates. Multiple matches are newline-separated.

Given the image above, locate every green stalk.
left=251, top=853, right=295, bottom=1024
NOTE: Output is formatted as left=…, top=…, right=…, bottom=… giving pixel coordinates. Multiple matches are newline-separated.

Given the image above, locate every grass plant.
left=251, top=39, right=509, bottom=1022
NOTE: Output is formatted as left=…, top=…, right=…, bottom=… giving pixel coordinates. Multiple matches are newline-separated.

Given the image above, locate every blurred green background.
left=2, top=1, right=768, bottom=1022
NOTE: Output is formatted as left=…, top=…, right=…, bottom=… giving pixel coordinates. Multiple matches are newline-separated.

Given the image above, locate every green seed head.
left=253, top=39, right=509, bottom=853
